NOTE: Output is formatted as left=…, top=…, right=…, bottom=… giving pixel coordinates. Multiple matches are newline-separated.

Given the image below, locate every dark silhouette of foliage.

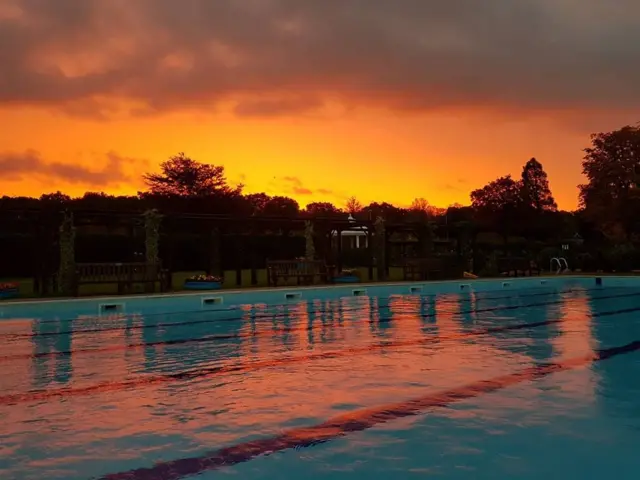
left=143, top=153, right=242, bottom=198
left=303, top=202, right=343, bottom=217
left=345, top=196, right=363, bottom=214
left=6, top=122, right=640, bottom=275
left=261, top=196, right=300, bottom=217
left=521, top=158, right=557, bottom=212
left=471, top=175, right=524, bottom=241
left=361, top=202, right=405, bottom=222
left=471, top=175, right=522, bottom=214
left=579, top=125, right=640, bottom=240
left=244, top=193, right=271, bottom=216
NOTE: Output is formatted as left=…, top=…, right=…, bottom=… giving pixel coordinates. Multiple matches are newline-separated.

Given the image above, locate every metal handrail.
left=550, top=257, right=569, bottom=274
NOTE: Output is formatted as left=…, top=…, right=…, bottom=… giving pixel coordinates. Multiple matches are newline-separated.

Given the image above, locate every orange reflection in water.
left=70, top=314, right=145, bottom=385
left=0, top=291, right=600, bottom=469
left=387, top=294, right=423, bottom=341
left=550, top=292, right=597, bottom=400
left=0, top=320, right=32, bottom=393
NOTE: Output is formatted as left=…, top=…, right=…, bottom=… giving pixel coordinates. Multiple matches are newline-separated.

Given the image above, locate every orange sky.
left=2, top=106, right=638, bottom=211
left=2, top=1, right=640, bottom=211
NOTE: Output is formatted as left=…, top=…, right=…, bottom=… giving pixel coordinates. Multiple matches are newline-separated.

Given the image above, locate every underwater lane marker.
left=2, top=301, right=639, bottom=406
left=98, top=339, right=640, bottom=480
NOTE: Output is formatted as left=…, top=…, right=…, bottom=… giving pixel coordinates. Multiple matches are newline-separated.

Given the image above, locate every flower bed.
left=183, top=274, right=223, bottom=290
left=0, top=282, right=19, bottom=299
left=333, top=269, right=360, bottom=283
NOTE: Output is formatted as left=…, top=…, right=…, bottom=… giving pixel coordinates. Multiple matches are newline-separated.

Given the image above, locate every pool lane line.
left=0, top=287, right=614, bottom=342
left=97, top=338, right=640, bottom=480
left=3, top=286, right=566, bottom=337
left=2, top=286, right=601, bottom=339
left=0, top=290, right=637, bottom=363
left=1, top=301, right=638, bottom=406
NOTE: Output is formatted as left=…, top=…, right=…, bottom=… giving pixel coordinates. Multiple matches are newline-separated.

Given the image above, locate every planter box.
left=333, top=276, right=360, bottom=283
left=183, top=281, right=222, bottom=291
left=0, top=288, right=19, bottom=299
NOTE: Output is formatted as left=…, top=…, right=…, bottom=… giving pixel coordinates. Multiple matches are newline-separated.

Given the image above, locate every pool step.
left=99, top=302, right=125, bottom=314
left=201, top=296, right=224, bottom=308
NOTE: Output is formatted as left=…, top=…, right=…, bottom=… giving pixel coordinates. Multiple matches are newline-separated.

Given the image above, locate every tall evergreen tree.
left=521, top=158, right=557, bottom=211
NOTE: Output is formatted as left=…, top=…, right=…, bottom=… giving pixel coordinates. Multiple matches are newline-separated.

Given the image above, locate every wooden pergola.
left=0, top=207, right=465, bottom=294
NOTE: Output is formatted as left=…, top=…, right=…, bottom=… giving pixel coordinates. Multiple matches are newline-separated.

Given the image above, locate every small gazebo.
left=331, top=214, right=369, bottom=249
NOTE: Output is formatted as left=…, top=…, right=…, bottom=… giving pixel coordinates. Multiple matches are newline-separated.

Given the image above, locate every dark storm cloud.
left=0, top=150, right=144, bottom=186
left=1, top=0, right=639, bottom=117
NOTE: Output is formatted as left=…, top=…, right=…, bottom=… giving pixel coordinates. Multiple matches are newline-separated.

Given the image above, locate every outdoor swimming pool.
left=1, top=277, right=639, bottom=479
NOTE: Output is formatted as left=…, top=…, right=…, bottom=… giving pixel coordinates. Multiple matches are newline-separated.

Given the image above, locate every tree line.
left=2, top=124, right=640, bottom=250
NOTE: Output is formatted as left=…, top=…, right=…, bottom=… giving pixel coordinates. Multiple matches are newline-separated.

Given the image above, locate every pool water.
left=1, top=284, right=640, bottom=479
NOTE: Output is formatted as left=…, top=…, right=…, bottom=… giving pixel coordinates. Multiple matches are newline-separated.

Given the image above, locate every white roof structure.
left=331, top=214, right=368, bottom=236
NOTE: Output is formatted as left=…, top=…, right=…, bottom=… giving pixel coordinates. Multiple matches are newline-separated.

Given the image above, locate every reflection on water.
left=32, top=319, right=73, bottom=388
left=0, top=287, right=635, bottom=479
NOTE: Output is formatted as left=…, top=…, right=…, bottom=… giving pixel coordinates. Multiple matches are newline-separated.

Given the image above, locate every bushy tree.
left=579, top=125, right=640, bottom=239
left=143, top=153, right=242, bottom=197
left=262, top=196, right=300, bottom=217
left=470, top=175, right=524, bottom=241
left=303, top=202, right=343, bottom=217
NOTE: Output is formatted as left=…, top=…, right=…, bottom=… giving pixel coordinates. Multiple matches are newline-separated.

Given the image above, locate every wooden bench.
left=74, top=262, right=169, bottom=296
left=497, top=257, right=540, bottom=277
left=266, top=260, right=329, bottom=287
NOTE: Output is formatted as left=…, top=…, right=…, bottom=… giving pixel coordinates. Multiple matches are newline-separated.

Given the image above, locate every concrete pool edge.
left=0, top=274, right=607, bottom=305
left=0, top=274, right=629, bottom=318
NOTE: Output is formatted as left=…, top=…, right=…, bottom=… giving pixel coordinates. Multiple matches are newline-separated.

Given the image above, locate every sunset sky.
left=1, top=0, right=639, bottom=210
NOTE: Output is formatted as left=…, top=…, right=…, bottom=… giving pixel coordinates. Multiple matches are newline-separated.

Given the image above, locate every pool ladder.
left=550, top=257, right=569, bottom=274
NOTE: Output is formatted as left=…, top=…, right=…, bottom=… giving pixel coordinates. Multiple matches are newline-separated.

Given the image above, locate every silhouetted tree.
left=303, top=202, right=342, bottom=217
left=345, top=196, right=363, bottom=214
left=471, top=176, right=522, bottom=212
left=410, top=197, right=430, bottom=212
left=244, top=193, right=271, bottom=216
left=521, top=158, right=557, bottom=211
left=471, top=175, right=524, bottom=242
left=262, top=196, right=300, bottom=217
left=446, top=204, right=473, bottom=222
left=40, top=192, right=71, bottom=205
left=409, top=197, right=445, bottom=219
left=362, top=202, right=406, bottom=222
left=78, top=192, right=140, bottom=211
left=579, top=125, right=640, bottom=239
left=143, top=153, right=242, bottom=197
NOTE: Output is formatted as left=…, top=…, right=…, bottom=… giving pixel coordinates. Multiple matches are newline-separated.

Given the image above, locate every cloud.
left=0, top=149, right=148, bottom=187
left=278, top=176, right=339, bottom=197
left=1, top=0, right=640, bottom=119
left=281, top=176, right=312, bottom=195
left=234, top=95, right=324, bottom=117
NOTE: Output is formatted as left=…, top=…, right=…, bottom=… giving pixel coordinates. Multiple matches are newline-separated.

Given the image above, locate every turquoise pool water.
left=1, top=280, right=640, bottom=479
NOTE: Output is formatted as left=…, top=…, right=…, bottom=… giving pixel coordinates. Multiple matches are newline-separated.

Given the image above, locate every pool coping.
left=0, top=273, right=616, bottom=307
